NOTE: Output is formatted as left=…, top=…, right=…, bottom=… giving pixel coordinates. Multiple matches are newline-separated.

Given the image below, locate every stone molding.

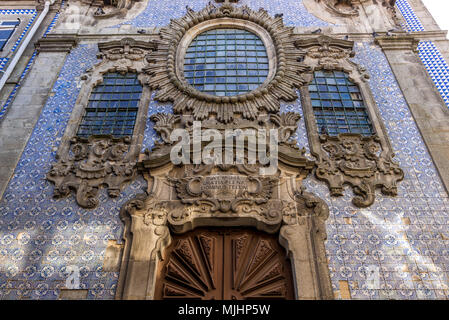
left=35, top=34, right=78, bottom=53
left=46, top=38, right=157, bottom=208
left=116, top=158, right=333, bottom=299
left=375, top=34, right=420, bottom=51
left=47, top=135, right=137, bottom=208
left=297, top=35, right=404, bottom=207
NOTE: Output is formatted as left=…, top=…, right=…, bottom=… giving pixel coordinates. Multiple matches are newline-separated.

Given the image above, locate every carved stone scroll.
left=316, top=134, right=404, bottom=207
left=47, top=136, right=137, bottom=208
left=82, top=0, right=139, bottom=19
left=305, top=0, right=403, bottom=30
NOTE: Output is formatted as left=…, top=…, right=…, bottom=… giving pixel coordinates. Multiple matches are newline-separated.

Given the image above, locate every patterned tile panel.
left=111, top=0, right=330, bottom=28
left=396, top=0, right=449, bottom=107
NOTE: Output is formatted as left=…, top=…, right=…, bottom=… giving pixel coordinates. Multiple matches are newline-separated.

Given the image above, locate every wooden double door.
left=155, top=228, right=295, bottom=300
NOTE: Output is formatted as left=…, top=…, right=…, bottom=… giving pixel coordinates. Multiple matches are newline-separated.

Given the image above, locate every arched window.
left=77, top=72, right=142, bottom=138
left=183, top=28, right=269, bottom=96
left=308, top=70, right=373, bottom=136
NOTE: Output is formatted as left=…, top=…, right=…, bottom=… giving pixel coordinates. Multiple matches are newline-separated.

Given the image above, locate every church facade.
left=0, top=0, right=448, bottom=300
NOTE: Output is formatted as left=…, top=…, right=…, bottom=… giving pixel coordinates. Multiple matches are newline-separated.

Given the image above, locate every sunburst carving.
left=144, top=2, right=308, bottom=123
left=155, top=229, right=294, bottom=300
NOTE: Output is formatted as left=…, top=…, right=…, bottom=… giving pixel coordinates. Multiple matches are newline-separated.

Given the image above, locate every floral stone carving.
left=47, top=136, right=137, bottom=208
left=316, top=134, right=404, bottom=207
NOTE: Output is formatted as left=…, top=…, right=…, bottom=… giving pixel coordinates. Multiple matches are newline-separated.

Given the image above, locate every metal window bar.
left=77, top=72, right=142, bottom=138
left=309, top=70, right=374, bottom=136
left=183, top=28, right=269, bottom=96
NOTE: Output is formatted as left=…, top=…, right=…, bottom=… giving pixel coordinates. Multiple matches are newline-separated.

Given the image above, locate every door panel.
left=155, top=228, right=294, bottom=300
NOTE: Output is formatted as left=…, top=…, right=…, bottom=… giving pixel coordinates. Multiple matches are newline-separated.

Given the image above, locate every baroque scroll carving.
left=143, top=2, right=309, bottom=123
left=297, top=35, right=403, bottom=207
left=47, top=136, right=137, bottom=208
left=316, top=134, right=403, bottom=207
left=88, top=0, right=140, bottom=19
left=46, top=38, right=157, bottom=208
left=306, top=0, right=402, bottom=30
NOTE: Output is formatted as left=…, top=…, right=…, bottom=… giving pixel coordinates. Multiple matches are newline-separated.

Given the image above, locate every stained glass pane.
left=183, top=29, right=269, bottom=96
left=77, top=72, right=142, bottom=138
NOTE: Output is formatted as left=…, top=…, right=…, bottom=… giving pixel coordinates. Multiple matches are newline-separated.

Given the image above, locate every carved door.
left=154, top=228, right=295, bottom=300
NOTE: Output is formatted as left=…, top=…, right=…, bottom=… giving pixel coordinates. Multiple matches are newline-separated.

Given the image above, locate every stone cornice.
left=35, top=34, right=78, bottom=52
left=374, top=35, right=420, bottom=52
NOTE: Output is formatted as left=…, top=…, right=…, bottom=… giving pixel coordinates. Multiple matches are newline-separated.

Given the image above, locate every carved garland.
left=296, top=35, right=404, bottom=207
left=143, top=2, right=309, bottom=123
left=46, top=38, right=157, bottom=208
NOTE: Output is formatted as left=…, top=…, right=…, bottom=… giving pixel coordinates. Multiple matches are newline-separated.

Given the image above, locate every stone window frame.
left=297, top=36, right=404, bottom=207
left=300, top=54, right=389, bottom=146
left=0, top=20, right=20, bottom=51
left=59, top=40, right=154, bottom=157
left=145, top=2, right=308, bottom=123
left=46, top=38, right=157, bottom=208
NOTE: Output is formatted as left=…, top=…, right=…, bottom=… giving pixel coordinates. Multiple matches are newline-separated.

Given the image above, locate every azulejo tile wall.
left=396, top=0, right=449, bottom=106
left=0, top=0, right=448, bottom=300
left=112, top=0, right=330, bottom=28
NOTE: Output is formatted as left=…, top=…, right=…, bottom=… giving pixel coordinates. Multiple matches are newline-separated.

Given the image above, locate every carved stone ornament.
left=315, top=0, right=369, bottom=17
left=46, top=38, right=156, bottom=208
left=316, top=134, right=404, bottom=207
left=80, top=0, right=139, bottom=19
left=306, top=0, right=402, bottom=30
left=143, top=2, right=309, bottom=123
left=114, top=13, right=334, bottom=296
left=297, top=35, right=404, bottom=207
left=47, top=136, right=137, bottom=208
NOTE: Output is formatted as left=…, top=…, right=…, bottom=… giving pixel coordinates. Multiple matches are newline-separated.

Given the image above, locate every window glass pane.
left=309, top=70, right=373, bottom=136
left=77, top=73, right=142, bottom=138
left=183, top=28, right=269, bottom=96
left=1, top=21, right=19, bottom=26
left=0, top=27, right=14, bottom=50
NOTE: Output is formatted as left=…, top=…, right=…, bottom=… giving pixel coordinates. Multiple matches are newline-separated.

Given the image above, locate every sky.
left=421, top=0, right=449, bottom=31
